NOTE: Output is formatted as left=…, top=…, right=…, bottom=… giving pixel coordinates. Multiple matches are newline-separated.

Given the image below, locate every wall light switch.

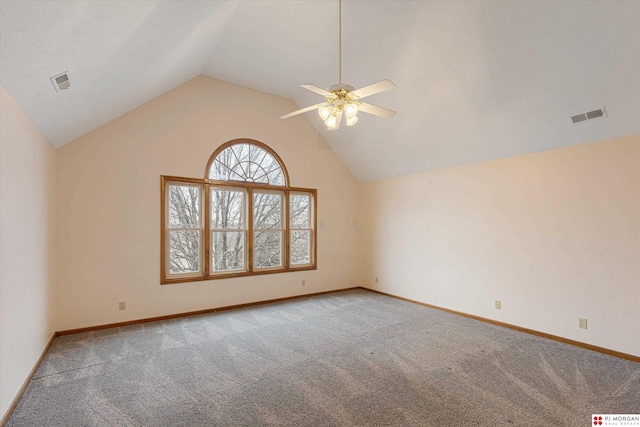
left=495, top=300, right=501, bottom=310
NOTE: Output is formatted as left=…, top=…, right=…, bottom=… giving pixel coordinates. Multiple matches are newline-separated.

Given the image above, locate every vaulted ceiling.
left=1, top=1, right=638, bottom=182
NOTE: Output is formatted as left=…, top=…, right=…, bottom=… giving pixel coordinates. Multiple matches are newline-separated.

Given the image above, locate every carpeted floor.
left=6, top=289, right=640, bottom=426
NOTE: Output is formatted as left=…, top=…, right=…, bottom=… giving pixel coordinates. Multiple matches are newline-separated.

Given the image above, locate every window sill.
left=161, top=265, right=317, bottom=285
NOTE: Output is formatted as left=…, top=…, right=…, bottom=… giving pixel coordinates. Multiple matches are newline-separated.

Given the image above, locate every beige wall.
left=0, top=85, right=57, bottom=419
left=360, top=134, right=640, bottom=357
left=56, top=75, right=361, bottom=331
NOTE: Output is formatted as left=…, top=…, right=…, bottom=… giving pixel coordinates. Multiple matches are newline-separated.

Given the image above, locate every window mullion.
left=204, top=183, right=210, bottom=276
left=247, top=187, right=254, bottom=273
left=284, top=190, right=290, bottom=269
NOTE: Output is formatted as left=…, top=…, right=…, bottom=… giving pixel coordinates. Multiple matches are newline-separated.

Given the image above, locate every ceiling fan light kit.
left=280, top=0, right=396, bottom=130
left=318, top=84, right=361, bottom=129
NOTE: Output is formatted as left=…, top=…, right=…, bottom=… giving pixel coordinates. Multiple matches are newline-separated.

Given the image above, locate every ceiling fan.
left=280, top=0, right=396, bottom=130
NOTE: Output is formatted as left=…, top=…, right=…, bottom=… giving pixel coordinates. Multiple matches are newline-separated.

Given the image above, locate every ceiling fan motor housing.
left=327, top=84, right=356, bottom=93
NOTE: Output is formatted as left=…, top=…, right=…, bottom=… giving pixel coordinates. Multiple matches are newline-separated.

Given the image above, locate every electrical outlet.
left=579, top=318, right=588, bottom=329
left=375, top=276, right=379, bottom=283
left=495, top=300, right=501, bottom=310
left=119, top=301, right=126, bottom=311
left=301, top=280, right=306, bottom=287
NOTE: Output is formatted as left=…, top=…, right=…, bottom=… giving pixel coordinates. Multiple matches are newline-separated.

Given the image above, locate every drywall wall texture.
left=56, top=75, right=360, bottom=331
left=0, top=84, right=56, bottom=419
left=360, top=134, right=640, bottom=357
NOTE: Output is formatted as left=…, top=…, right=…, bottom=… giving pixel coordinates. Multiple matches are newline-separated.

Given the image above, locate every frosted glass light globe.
left=325, top=114, right=338, bottom=129
left=318, top=105, right=332, bottom=121
left=344, top=103, right=359, bottom=118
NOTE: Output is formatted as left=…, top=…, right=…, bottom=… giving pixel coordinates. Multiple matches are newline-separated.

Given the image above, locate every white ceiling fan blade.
left=350, top=79, right=396, bottom=99
left=280, top=102, right=327, bottom=119
left=359, top=102, right=397, bottom=119
left=299, top=84, right=333, bottom=97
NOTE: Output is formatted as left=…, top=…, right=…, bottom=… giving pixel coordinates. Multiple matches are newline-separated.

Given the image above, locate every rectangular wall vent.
left=50, top=71, right=70, bottom=92
left=572, top=107, right=606, bottom=124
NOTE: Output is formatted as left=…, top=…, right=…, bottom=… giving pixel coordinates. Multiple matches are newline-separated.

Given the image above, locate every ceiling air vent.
left=50, top=71, right=70, bottom=92
left=571, top=107, right=606, bottom=124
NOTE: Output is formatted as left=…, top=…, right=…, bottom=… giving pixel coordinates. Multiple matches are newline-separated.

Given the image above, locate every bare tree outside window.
left=168, top=185, right=201, bottom=274
left=209, top=143, right=284, bottom=185
left=211, top=189, right=245, bottom=272
left=290, top=193, right=312, bottom=265
left=253, top=192, right=283, bottom=268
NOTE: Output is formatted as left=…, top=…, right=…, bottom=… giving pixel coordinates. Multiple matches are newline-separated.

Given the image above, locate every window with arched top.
left=161, top=139, right=316, bottom=284
left=207, top=141, right=288, bottom=186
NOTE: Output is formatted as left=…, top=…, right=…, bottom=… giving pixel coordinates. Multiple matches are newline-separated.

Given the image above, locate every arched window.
left=207, top=141, right=288, bottom=186
left=161, top=139, right=316, bottom=283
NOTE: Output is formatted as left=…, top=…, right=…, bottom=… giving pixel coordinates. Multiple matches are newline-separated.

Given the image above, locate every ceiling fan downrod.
left=279, top=0, right=397, bottom=129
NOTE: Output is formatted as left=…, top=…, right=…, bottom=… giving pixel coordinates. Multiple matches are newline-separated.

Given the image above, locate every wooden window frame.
left=161, top=140, right=317, bottom=285
left=289, top=191, right=315, bottom=268
left=209, top=185, right=248, bottom=276
left=252, top=189, right=286, bottom=271
left=163, top=181, right=204, bottom=280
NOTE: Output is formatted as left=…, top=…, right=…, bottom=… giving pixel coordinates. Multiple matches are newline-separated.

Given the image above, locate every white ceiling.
left=1, top=1, right=639, bottom=182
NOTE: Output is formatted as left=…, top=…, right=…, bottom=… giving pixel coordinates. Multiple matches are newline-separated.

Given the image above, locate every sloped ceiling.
left=1, top=0, right=638, bottom=182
